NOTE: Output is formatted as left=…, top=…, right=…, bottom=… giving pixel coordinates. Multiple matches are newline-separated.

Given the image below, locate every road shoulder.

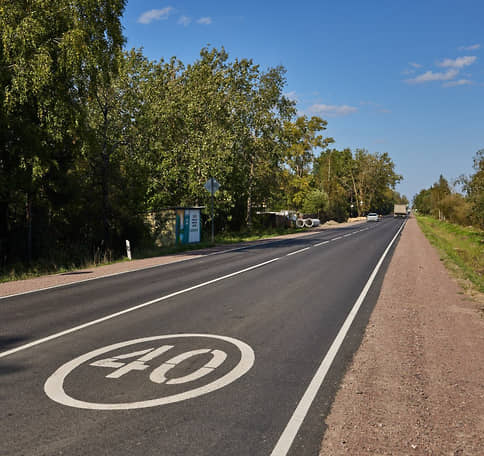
left=319, top=216, right=484, bottom=455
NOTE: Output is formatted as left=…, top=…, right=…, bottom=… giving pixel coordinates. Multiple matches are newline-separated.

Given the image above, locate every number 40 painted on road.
left=90, top=345, right=227, bottom=385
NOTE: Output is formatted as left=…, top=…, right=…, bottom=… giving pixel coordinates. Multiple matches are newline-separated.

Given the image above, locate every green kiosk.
left=175, top=207, right=203, bottom=245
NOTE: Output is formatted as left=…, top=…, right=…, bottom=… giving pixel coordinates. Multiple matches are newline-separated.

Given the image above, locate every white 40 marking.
left=90, top=345, right=227, bottom=385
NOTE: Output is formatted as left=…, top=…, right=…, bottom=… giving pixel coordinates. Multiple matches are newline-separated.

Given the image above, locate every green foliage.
left=461, top=150, right=484, bottom=228
left=313, top=147, right=401, bottom=218
left=417, top=215, right=484, bottom=294
left=302, top=189, right=329, bottom=217
left=413, top=164, right=482, bottom=228
left=0, top=4, right=405, bottom=273
left=281, top=116, right=333, bottom=210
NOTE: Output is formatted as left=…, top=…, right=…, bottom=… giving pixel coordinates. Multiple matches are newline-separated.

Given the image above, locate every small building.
left=145, top=207, right=204, bottom=247
left=174, top=207, right=203, bottom=244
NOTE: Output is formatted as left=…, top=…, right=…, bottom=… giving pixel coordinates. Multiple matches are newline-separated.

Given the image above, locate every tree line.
left=412, top=150, right=484, bottom=229
left=0, top=1, right=403, bottom=270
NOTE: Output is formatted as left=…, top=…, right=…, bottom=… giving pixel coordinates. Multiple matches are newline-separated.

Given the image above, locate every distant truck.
left=393, top=204, right=407, bottom=218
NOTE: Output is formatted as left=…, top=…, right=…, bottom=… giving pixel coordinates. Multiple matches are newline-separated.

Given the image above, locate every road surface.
left=1, top=218, right=404, bottom=456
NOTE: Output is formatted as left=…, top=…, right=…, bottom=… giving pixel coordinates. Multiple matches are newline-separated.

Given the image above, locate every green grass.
left=416, top=215, right=484, bottom=294
left=0, top=226, right=302, bottom=283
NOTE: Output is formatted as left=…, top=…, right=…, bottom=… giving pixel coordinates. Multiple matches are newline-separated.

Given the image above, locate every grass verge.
left=416, top=215, right=484, bottom=296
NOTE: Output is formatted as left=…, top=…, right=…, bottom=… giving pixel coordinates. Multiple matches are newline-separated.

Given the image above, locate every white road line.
left=0, top=258, right=280, bottom=359
left=286, top=247, right=311, bottom=256
left=314, top=240, right=329, bottom=247
left=0, top=229, right=337, bottom=301
left=0, top=244, right=269, bottom=301
left=270, top=220, right=406, bottom=456
left=0, top=223, right=374, bottom=358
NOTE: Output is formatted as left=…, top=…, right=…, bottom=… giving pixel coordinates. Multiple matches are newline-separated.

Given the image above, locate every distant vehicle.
left=366, top=213, right=379, bottom=222
left=393, top=204, right=407, bottom=218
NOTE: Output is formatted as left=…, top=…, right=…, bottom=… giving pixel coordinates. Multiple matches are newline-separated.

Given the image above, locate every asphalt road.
left=1, top=218, right=405, bottom=456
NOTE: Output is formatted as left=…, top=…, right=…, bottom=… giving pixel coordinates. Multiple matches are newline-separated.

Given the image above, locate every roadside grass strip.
left=417, top=216, right=484, bottom=293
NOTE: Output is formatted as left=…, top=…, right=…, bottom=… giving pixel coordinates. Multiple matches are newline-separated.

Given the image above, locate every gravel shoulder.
left=320, top=217, right=484, bottom=455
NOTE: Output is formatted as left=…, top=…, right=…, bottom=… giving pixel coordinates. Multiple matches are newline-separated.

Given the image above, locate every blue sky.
left=121, top=0, right=484, bottom=200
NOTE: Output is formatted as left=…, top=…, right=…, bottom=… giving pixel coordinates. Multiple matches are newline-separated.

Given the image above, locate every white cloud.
left=458, top=44, right=480, bottom=51
left=405, top=69, right=459, bottom=84
left=438, top=56, right=477, bottom=68
left=138, top=7, right=173, bottom=24
left=197, top=17, right=212, bottom=25
left=178, top=15, right=191, bottom=26
left=409, top=62, right=422, bottom=68
left=442, top=79, right=473, bottom=88
left=307, top=104, right=358, bottom=117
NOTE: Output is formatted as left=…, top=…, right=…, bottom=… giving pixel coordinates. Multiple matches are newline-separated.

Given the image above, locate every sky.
left=121, top=0, right=484, bottom=201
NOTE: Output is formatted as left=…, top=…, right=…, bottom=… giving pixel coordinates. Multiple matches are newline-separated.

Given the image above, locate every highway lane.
left=1, top=218, right=404, bottom=455
left=1, top=222, right=368, bottom=354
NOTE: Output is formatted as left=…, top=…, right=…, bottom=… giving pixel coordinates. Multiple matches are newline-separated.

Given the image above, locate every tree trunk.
left=350, top=171, right=361, bottom=217
left=101, top=104, right=111, bottom=249
left=26, top=193, right=32, bottom=263
left=246, top=161, right=254, bottom=228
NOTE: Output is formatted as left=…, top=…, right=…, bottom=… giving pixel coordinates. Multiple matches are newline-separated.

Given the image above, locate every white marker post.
left=125, top=240, right=132, bottom=260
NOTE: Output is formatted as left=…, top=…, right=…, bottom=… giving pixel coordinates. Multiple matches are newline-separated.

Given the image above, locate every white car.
left=366, top=212, right=379, bottom=222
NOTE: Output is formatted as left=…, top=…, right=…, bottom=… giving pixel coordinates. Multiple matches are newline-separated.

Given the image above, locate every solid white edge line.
left=0, top=258, right=280, bottom=359
left=270, top=220, right=406, bottom=456
left=286, top=247, right=311, bottom=257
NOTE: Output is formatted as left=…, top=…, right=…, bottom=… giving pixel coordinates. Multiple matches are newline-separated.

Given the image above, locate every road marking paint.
left=270, top=220, right=406, bottom=456
left=286, top=247, right=311, bottom=256
left=314, top=240, right=330, bottom=247
left=44, top=334, right=254, bottom=410
left=0, top=258, right=280, bottom=359
left=0, top=227, right=355, bottom=301
left=1, top=223, right=372, bottom=359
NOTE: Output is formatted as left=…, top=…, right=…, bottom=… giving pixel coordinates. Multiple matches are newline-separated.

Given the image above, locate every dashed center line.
left=0, top=223, right=377, bottom=359
left=286, top=247, right=310, bottom=256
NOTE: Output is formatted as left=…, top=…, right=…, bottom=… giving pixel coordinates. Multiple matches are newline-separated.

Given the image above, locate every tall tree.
left=281, top=116, right=333, bottom=211
left=460, top=150, right=484, bottom=228
left=0, top=0, right=126, bottom=263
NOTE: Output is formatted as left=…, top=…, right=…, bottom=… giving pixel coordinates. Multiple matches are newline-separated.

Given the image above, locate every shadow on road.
left=0, top=335, right=29, bottom=351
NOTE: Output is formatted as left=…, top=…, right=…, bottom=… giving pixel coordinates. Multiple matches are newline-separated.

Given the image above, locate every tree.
left=313, top=148, right=354, bottom=220
left=349, top=149, right=401, bottom=216
left=302, top=189, right=329, bottom=217
left=461, top=149, right=484, bottom=228
left=0, top=0, right=127, bottom=264
left=430, top=175, right=451, bottom=220
left=281, top=116, right=333, bottom=210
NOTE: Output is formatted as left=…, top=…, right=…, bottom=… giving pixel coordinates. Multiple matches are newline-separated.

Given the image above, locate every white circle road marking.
left=44, top=334, right=255, bottom=410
